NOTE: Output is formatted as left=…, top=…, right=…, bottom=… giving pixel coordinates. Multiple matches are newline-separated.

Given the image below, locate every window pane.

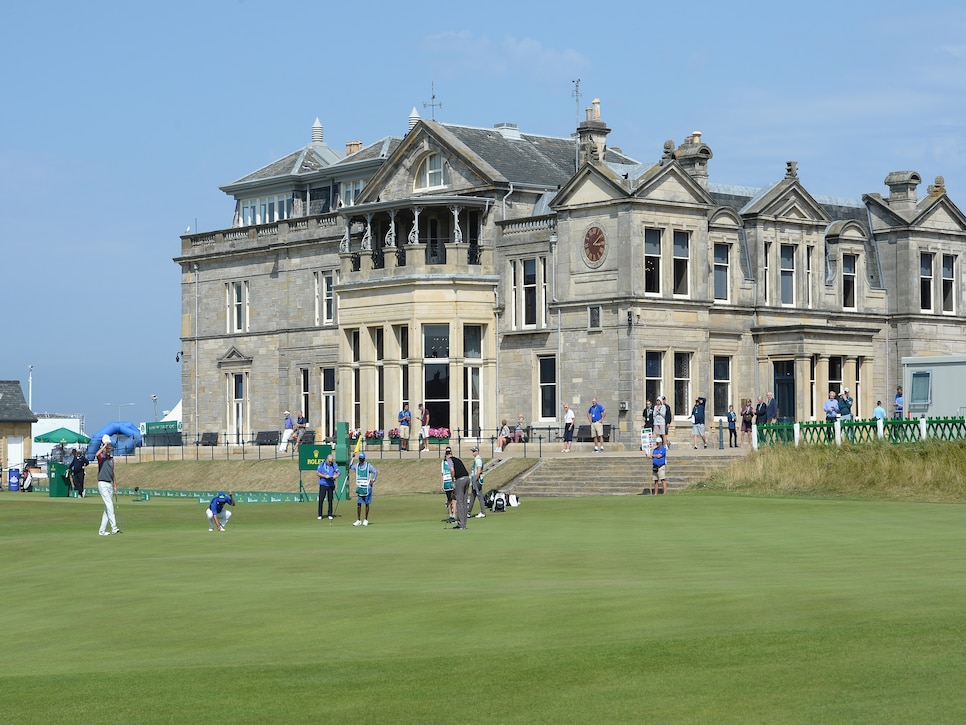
left=423, top=324, right=449, bottom=358
left=463, top=325, right=482, bottom=358
left=645, top=351, right=661, bottom=378
left=645, top=228, right=661, bottom=255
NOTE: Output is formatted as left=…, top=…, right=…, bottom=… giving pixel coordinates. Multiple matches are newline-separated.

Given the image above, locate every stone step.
left=505, top=454, right=736, bottom=497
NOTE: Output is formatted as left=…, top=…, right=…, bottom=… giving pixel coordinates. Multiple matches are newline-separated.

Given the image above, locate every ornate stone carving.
left=408, top=206, right=422, bottom=245
left=450, top=205, right=463, bottom=244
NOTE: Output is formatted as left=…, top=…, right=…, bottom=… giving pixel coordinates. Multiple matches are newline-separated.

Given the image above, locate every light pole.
left=28, top=365, right=33, bottom=409
left=151, top=395, right=159, bottom=421
left=106, top=402, right=135, bottom=421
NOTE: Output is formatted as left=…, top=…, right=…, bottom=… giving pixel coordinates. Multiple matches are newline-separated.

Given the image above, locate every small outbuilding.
left=901, top=355, right=966, bottom=418
left=0, top=380, right=39, bottom=470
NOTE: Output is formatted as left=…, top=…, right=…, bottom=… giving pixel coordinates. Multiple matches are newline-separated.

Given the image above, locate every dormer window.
left=415, top=153, right=449, bottom=190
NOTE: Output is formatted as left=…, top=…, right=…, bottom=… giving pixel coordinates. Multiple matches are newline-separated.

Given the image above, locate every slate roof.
left=0, top=381, right=37, bottom=423
left=709, top=182, right=866, bottom=222
left=439, top=123, right=638, bottom=189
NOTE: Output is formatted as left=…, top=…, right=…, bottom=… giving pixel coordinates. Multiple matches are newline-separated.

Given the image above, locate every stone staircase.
left=503, top=451, right=741, bottom=497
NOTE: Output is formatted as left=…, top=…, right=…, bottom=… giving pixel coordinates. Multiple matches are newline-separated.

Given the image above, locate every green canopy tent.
left=34, top=428, right=91, bottom=445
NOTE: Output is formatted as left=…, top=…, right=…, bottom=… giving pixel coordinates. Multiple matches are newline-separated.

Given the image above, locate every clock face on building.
left=583, top=226, right=606, bottom=266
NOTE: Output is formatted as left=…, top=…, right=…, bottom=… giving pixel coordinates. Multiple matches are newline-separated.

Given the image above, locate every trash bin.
left=48, top=462, right=71, bottom=498
left=7, top=468, right=20, bottom=491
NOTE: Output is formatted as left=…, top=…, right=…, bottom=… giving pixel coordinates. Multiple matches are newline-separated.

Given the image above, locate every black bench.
left=575, top=424, right=611, bottom=442
left=200, top=432, right=219, bottom=446
left=255, top=430, right=280, bottom=446
left=298, top=430, right=315, bottom=445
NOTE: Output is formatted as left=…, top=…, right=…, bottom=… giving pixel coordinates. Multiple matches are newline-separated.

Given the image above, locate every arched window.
left=415, top=153, right=449, bottom=190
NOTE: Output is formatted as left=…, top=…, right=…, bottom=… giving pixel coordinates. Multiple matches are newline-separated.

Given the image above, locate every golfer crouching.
left=207, top=491, right=235, bottom=531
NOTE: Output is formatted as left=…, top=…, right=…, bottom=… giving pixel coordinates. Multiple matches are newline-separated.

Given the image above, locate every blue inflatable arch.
left=85, top=421, right=143, bottom=458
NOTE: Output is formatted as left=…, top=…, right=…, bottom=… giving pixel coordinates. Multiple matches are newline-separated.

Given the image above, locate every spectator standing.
left=873, top=401, right=886, bottom=420
left=350, top=451, right=377, bottom=526
left=654, top=396, right=669, bottom=443
left=690, top=396, right=708, bottom=449
left=69, top=448, right=89, bottom=498
left=587, top=397, right=607, bottom=453
left=316, top=451, right=339, bottom=520
left=894, top=386, right=904, bottom=419
left=726, top=405, right=738, bottom=448
left=642, top=399, right=655, bottom=431
left=207, top=491, right=235, bottom=531
left=755, top=396, right=768, bottom=427
left=823, top=391, right=839, bottom=441
left=95, top=436, right=120, bottom=536
left=278, top=411, right=295, bottom=453
left=561, top=403, right=575, bottom=452
left=838, top=388, right=854, bottom=422
left=398, top=402, right=412, bottom=450
left=765, top=392, right=779, bottom=423
left=468, top=445, right=486, bottom=518
left=740, top=399, right=754, bottom=447
left=418, top=404, right=430, bottom=453
left=645, top=434, right=668, bottom=495
left=514, top=414, right=525, bottom=443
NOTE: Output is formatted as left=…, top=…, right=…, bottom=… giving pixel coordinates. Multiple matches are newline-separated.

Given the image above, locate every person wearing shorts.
left=690, top=396, right=707, bottom=449
left=350, top=451, right=377, bottom=526
left=653, top=397, right=668, bottom=439
left=398, top=402, right=412, bottom=451
left=647, top=434, right=668, bottom=495
left=587, top=397, right=606, bottom=452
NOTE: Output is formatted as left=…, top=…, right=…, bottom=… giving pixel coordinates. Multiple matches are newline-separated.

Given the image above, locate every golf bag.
left=483, top=488, right=498, bottom=509
left=490, top=491, right=508, bottom=512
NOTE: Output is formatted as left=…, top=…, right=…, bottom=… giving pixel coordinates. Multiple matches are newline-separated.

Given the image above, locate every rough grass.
left=703, top=438, right=966, bottom=501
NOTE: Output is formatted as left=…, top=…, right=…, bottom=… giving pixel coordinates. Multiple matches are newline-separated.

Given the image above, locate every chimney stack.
left=345, top=140, right=363, bottom=155
left=884, top=171, right=921, bottom=216
left=675, top=131, right=713, bottom=189
left=576, top=98, right=610, bottom=167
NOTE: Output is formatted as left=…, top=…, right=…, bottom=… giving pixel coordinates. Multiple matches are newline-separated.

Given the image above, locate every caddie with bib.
left=350, top=451, right=378, bottom=527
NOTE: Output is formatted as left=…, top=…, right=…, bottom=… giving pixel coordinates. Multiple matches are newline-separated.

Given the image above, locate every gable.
left=748, top=185, right=830, bottom=223
left=631, top=163, right=715, bottom=207
left=217, top=346, right=253, bottom=368
left=564, top=173, right=624, bottom=206
left=915, top=199, right=966, bottom=233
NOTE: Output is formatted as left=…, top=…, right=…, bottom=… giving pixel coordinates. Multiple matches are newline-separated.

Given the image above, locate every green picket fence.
left=758, top=417, right=966, bottom=447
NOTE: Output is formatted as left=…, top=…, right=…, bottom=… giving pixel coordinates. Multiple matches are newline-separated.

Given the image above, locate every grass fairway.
left=3, top=492, right=966, bottom=723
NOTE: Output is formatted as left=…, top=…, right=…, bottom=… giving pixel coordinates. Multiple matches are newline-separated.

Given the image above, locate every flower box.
left=426, top=437, right=450, bottom=445
left=365, top=437, right=384, bottom=446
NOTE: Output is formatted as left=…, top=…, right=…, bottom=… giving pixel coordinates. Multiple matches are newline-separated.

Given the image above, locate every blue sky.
left=2, top=0, right=965, bottom=432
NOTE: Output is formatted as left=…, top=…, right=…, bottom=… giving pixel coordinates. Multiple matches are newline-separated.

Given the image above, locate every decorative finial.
left=785, top=161, right=798, bottom=180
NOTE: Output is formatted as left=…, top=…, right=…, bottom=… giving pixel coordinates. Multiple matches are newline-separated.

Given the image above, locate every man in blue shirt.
left=207, top=491, right=235, bottom=532
left=894, top=386, right=904, bottom=419
left=587, top=397, right=607, bottom=452
left=645, top=434, right=668, bottom=495
left=398, top=403, right=412, bottom=450
left=278, top=411, right=295, bottom=453
left=316, top=451, right=340, bottom=520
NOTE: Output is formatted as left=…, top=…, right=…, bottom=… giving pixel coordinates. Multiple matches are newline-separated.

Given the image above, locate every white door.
left=8, top=435, right=24, bottom=469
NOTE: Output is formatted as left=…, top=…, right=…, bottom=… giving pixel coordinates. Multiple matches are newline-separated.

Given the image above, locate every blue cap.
left=358, top=452, right=366, bottom=460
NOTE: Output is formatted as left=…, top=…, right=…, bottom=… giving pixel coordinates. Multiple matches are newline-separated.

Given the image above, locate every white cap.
left=101, top=434, right=111, bottom=444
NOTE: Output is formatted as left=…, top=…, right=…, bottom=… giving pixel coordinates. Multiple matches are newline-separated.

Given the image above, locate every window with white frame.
left=321, top=367, right=336, bottom=441
left=300, top=368, right=310, bottom=425
left=415, top=153, right=450, bottom=190
left=314, top=271, right=336, bottom=325
left=241, top=194, right=292, bottom=226
left=920, top=252, right=934, bottom=311
left=672, top=231, right=689, bottom=296
left=645, top=228, right=661, bottom=294
left=538, top=355, right=557, bottom=420
left=350, top=330, right=361, bottom=429
left=227, top=372, right=249, bottom=445
left=713, top=356, right=731, bottom=416
left=339, top=179, right=364, bottom=207
left=227, top=281, right=249, bottom=333
left=828, top=356, right=843, bottom=393
left=645, top=351, right=663, bottom=407
left=511, top=257, right=547, bottom=328
left=780, top=244, right=795, bottom=306
left=713, top=243, right=729, bottom=301
left=588, top=305, right=602, bottom=330
left=942, top=254, right=955, bottom=313
left=673, top=352, right=691, bottom=417
left=763, top=242, right=771, bottom=304
left=842, top=253, right=857, bottom=309
left=373, top=327, right=385, bottom=432
left=806, top=246, right=813, bottom=308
